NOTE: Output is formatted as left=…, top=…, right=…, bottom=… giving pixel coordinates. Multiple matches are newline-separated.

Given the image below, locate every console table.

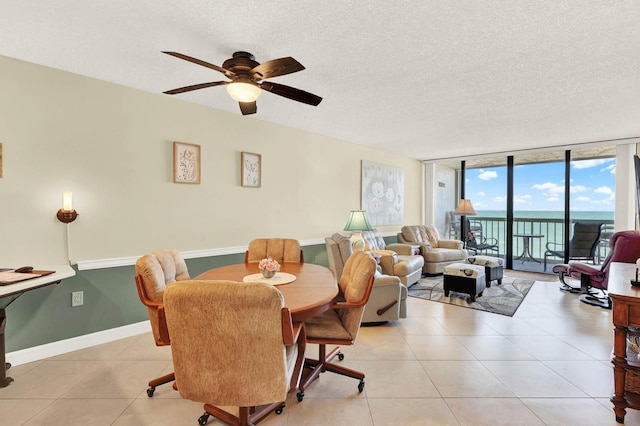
left=0, top=265, right=75, bottom=387
left=609, top=261, right=640, bottom=423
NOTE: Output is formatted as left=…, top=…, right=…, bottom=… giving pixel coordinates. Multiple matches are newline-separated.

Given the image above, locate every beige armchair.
left=134, top=248, right=190, bottom=397
left=398, top=225, right=467, bottom=275
left=326, top=233, right=406, bottom=323
left=360, top=229, right=424, bottom=286
left=297, top=251, right=376, bottom=401
left=164, top=280, right=305, bottom=426
left=245, top=238, right=304, bottom=264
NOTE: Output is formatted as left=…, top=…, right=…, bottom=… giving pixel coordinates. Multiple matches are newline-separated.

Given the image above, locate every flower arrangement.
left=258, top=257, right=280, bottom=278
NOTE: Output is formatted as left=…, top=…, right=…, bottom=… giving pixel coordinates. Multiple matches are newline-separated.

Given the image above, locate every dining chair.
left=244, top=238, right=304, bottom=264
left=163, top=280, right=306, bottom=426
left=134, top=248, right=190, bottom=397
left=297, top=250, right=376, bottom=401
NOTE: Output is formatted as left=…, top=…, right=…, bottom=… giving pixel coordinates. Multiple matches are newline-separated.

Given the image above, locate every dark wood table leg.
left=0, top=308, right=14, bottom=387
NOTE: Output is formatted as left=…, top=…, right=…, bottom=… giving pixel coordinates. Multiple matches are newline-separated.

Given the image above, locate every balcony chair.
left=134, top=248, right=190, bottom=397
left=245, top=238, right=304, bottom=264
left=360, top=229, right=424, bottom=285
left=397, top=225, right=467, bottom=275
left=297, top=251, right=376, bottom=402
left=465, top=225, right=499, bottom=256
left=164, top=280, right=305, bottom=426
left=544, top=222, right=602, bottom=271
left=326, top=233, right=406, bottom=324
left=552, top=230, right=640, bottom=309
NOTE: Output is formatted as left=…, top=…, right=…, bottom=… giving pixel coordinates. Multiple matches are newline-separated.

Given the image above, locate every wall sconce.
left=344, top=210, right=373, bottom=251
left=56, top=191, right=78, bottom=223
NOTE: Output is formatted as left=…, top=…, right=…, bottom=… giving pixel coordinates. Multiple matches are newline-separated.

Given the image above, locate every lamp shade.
left=344, top=210, right=373, bottom=232
left=453, top=199, right=477, bottom=216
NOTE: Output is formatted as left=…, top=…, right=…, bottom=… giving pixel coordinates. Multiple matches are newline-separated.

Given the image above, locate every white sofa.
left=398, top=225, right=467, bottom=275
left=360, top=229, right=424, bottom=286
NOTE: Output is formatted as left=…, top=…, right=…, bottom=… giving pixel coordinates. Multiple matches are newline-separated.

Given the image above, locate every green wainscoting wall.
left=5, top=242, right=332, bottom=352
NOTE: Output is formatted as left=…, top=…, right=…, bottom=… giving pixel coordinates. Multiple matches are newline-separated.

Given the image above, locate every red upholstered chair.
left=552, top=230, right=640, bottom=309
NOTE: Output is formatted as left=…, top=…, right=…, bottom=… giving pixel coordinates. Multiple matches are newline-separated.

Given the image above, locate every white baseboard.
left=6, top=321, right=151, bottom=367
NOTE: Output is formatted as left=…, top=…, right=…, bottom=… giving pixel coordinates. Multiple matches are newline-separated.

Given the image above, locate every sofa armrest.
left=438, top=239, right=464, bottom=250
left=385, top=243, right=419, bottom=256
left=366, top=249, right=398, bottom=275
left=373, top=274, right=402, bottom=287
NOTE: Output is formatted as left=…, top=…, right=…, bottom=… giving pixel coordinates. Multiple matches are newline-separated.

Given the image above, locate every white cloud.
left=569, top=185, right=588, bottom=193
left=477, top=191, right=486, bottom=197
left=576, top=196, right=590, bottom=202
left=514, top=194, right=531, bottom=204
left=601, top=163, right=616, bottom=174
left=594, top=186, right=613, bottom=195
left=547, top=196, right=560, bottom=202
left=478, top=169, right=497, bottom=181
left=533, top=182, right=564, bottom=195
left=572, top=159, right=611, bottom=169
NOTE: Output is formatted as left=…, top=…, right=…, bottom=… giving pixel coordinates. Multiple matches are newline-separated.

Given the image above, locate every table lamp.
left=344, top=210, right=373, bottom=251
left=453, top=199, right=477, bottom=246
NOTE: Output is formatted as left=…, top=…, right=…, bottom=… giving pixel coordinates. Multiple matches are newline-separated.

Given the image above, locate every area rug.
left=408, top=275, right=535, bottom=316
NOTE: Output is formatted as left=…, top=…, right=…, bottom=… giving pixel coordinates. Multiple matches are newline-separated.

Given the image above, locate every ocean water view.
left=477, top=210, right=614, bottom=221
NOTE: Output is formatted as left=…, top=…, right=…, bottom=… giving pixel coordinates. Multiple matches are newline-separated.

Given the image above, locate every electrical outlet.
left=71, top=291, right=84, bottom=307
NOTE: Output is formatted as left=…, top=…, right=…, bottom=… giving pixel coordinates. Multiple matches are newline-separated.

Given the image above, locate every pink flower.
left=258, top=257, right=280, bottom=272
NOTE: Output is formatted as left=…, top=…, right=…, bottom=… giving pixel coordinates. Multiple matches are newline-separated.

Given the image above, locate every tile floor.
left=1, top=272, right=639, bottom=425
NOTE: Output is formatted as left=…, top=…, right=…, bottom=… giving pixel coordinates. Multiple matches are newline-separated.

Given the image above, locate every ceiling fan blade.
left=251, top=57, right=305, bottom=80
left=162, top=51, right=236, bottom=79
left=239, top=101, right=257, bottom=115
left=260, top=82, right=322, bottom=106
left=164, top=81, right=228, bottom=95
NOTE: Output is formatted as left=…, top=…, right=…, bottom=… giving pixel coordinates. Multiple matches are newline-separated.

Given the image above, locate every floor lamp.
left=453, top=199, right=477, bottom=246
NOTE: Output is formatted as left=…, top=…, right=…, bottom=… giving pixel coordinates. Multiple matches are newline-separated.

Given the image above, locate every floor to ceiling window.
left=451, top=145, right=616, bottom=274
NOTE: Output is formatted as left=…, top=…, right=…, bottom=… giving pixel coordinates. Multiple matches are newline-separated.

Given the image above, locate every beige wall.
left=0, top=55, right=423, bottom=266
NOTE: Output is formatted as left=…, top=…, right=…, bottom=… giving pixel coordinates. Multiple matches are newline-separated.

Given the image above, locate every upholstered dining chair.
left=297, top=250, right=376, bottom=401
left=325, top=233, right=406, bottom=323
left=163, top=280, right=306, bottom=426
left=134, top=248, right=190, bottom=397
left=245, top=238, right=304, bottom=264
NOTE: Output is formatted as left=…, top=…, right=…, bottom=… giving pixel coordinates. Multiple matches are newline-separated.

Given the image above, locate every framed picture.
left=361, top=160, right=404, bottom=226
left=241, top=152, right=261, bottom=187
left=173, top=142, right=201, bottom=184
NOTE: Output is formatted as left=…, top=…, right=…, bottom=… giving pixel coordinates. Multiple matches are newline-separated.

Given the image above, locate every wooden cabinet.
left=609, top=262, right=640, bottom=423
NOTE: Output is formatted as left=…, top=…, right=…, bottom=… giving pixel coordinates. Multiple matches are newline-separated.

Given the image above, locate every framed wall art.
left=173, top=142, right=201, bottom=184
left=241, top=151, right=261, bottom=188
left=361, top=160, right=404, bottom=226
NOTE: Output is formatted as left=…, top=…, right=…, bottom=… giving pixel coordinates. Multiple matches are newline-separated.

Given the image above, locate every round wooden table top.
left=195, top=263, right=338, bottom=322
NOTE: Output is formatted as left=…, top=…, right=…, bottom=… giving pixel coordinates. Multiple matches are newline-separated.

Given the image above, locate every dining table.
left=195, top=262, right=338, bottom=323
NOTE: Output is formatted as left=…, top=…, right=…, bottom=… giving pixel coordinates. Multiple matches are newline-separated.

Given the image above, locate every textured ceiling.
left=1, top=1, right=639, bottom=162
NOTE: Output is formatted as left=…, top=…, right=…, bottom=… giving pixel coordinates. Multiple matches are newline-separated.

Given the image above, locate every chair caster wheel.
left=337, top=353, right=345, bottom=361
left=5, top=362, right=11, bottom=370
left=296, top=391, right=304, bottom=402
left=146, top=386, right=155, bottom=397
left=358, top=380, right=365, bottom=393
left=275, top=403, right=285, bottom=414
left=198, top=412, right=210, bottom=425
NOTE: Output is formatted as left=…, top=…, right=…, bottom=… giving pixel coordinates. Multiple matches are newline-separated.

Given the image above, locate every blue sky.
left=466, top=158, right=616, bottom=212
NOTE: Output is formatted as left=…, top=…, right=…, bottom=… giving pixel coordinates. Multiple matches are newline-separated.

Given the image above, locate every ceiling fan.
left=162, top=51, right=323, bottom=115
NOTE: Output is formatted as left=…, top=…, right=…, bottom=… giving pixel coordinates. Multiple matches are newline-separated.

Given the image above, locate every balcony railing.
left=459, top=216, right=614, bottom=268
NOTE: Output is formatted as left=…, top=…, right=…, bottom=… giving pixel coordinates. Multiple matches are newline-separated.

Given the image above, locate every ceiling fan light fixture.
left=226, top=82, right=261, bottom=102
